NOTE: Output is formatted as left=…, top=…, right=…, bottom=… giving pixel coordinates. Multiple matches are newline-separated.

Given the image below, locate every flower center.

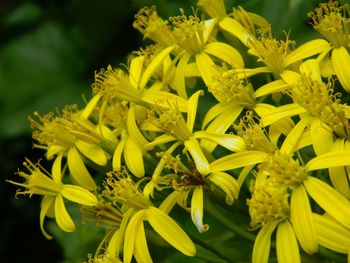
left=308, top=1, right=350, bottom=48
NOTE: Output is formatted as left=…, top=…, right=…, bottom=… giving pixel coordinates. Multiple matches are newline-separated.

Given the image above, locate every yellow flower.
left=8, top=159, right=97, bottom=239
left=308, top=1, right=350, bottom=92
left=30, top=97, right=107, bottom=190
left=197, top=0, right=227, bottom=20
left=97, top=171, right=196, bottom=263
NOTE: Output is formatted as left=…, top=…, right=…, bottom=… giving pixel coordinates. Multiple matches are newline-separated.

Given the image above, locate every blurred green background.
left=0, top=0, right=345, bottom=262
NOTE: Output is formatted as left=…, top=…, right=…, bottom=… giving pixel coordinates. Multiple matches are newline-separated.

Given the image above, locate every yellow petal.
left=52, top=153, right=63, bottom=184
left=229, top=67, right=271, bottom=78
left=299, top=59, right=322, bottom=81
left=210, top=151, right=268, bottom=172
left=280, top=117, right=310, bottom=155
left=332, top=47, right=350, bottom=92
left=191, top=186, right=208, bottom=233
left=204, top=42, right=244, bottom=68
left=280, top=70, right=300, bottom=85
left=194, top=131, right=245, bottom=152
left=285, top=39, right=331, bottom=67
left=127, top=105, right=148, bottom=147
left=80, top=94, right=100, bottom=119
left=202, top=103, right=229, bottom=129
left=174, top=53, right=191, bottom=99
left=290, top=186, right=318, bottom=254
left=40, top=196, right=55, bottom=239
left=184, top=137, right=210, bottom=176
left=146, top=206, right=196, bottom=256
left=129, top=55, right=145, bottom=88
left=306, top=151, right=350, bottom=171
left=61, top=185, right=97, bottom=206
left=159, top=191, right=180, bottom=214
left=260, top=103, right=306, bottom=127
left=209, top=172, right=239, bottom=205
left=195, top=52, right=219, bottom=86
left=140, top=46, right=175, bottom=90
left=142, top=90, right=188, bottom=112
left=219, top=17, right=253, bottom=46
left=276, top=220, right=301, bottom=263
left=75, top=140, right=107, bottom=166
left=304, top=177, right=350, bottom=228
left=313, top=213, right=350, bottom=253
left=124, top=137, right=145, bottom=177
left=252, top=221, right=278, bottom=263
left=310, top=118, right=333, bottom=155
left=134, top=221, right=153, bottom=263
left=124, top=210, right=145, bottom=263
left=54, top=194, right=76, bottom=232
left=201, top=104, right=243, bottom=152
left=112, top=137, right=126, bottom=171
left=187, top=90, right=204, bottom=132
left=67, top=147, right=96, bottom=191
left=253, top=79, right=289, bottom=98
left=143, top=134, right=175, bottom=151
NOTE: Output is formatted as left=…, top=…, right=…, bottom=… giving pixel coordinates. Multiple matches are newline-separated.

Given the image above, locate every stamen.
left=308, top=1, right=350, bottom=48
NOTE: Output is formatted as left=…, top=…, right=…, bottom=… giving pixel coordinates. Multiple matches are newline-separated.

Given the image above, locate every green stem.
left=188, top=233, right=230, bottom=263
left=204, top=197, right=256, bottom=242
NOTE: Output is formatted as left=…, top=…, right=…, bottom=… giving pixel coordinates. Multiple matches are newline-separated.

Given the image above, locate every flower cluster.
left=9, top=0, right=350, bottom=262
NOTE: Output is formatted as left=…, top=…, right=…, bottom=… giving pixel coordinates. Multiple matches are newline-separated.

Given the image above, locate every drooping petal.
left=209, top=172, right=240, bottom=205
left=332, top=47, right=350, bottom=93
left=124, top=210, right=146, bottom=263
left=134, top=221, right=153, bottom=263
left=52, top=153, right=63, bottom=184
left=290, top=186, right=318, bottom=254
left=252, top=221, right=278, bottom=263
left=67, top=147, right=96, bottom=191
left=191, top=186, right=208, bottom=233
left=204, top=42, right=244, bottom=68
left=124, top=137, right=145, bottom=178
left=184, top=137, right=210, bottom=176
left=210, top=151, right=268, bottom=172
left=54, top=194, right=76, bottom=232
left=304, top=177, right=350, bottom=228
left=61, top=184, right=97, bottom=206
left=40, top=196, right=55, bottom=239
left=146, top=206, right=196, bottom=257
left=112, top=137, right=126, bottom=172
left=127, top=105, right=148, bottom=147
left=202, top=103, right=229, bottom=129
left=276, top=220, right=301, bottom=263
left=75, top=140, right=107, bottom=166
left=313, top=213, right=350, bottom=253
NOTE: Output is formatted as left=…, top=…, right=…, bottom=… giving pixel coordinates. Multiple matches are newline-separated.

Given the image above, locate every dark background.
left=0, top=0, right=344, bottom=262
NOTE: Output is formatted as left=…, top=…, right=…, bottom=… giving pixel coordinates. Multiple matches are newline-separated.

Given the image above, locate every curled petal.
left=54, top=194, right=76, bottom=232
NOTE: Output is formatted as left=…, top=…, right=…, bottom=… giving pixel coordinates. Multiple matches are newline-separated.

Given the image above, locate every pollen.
left=92, top=65, right=144, bottom=105
left=249, top=27, right=296, bottom=76
left=147, top=100, right=192, bottom=142
left=209, top=66, right=256, bottom=107
left=247, top=182, right=290, bottom=229
left=258, top=151, right=307, bottom=188
left=308, top=1, right=350, bottom=48
left=233, top=111, right=276, bottom=153
left=289, top=74, right=350, bottom=139
left=133, top=6, right=175, bottom=47
left=169, top=11, right=206, bottom=55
